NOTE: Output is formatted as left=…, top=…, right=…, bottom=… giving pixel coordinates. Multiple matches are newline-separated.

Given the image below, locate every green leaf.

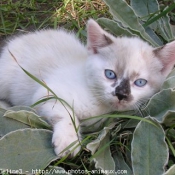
left=92, top=133, right=115, bottom=174
left=87, top=123, right=116, bottom=155
left=131, top=0, right=174, bottom=42
left=123, top=119, right=140, bottom=129
left=130, top=0, right=159, bottom=19
left=162, top=69, right=175, bottom=89
left=0, top=129, right=57, bottom=173
left=0, top=111, right=29, bottom=138
left=144, top=26, right=163, bottom=46
left=9, top=105, right=37, bottom=113
left=87, top=124, right=116, bottom=174
left=161, top=111, right=175, bottom=127
left=143, top=3, right=175, bottom=28
left=170, top=24, right=175, bottom=37
left=97, top=18, right=135, bottom=37
left=103, top=0, right=159, bottom=46
left=4, top=110, right=52, bottom=130
left=161, top=75, right=175, bottom=90
left=113, top=149, right=133, bottom=175
left=164, top=165, right=175, bottom=175
left=156, top=15, right=174, bottom=42
left=131, top=117, right=168, bottom=175
left=143, top=89, right=175, bottom=122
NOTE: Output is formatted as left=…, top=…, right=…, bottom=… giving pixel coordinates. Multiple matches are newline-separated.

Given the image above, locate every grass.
left=0, top=0, right=110, bottom=41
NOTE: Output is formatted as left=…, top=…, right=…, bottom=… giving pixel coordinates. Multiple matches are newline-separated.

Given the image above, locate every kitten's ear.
left=87, top=19, right=113, bottom=53
left=154, top=40, right=175, bottom=77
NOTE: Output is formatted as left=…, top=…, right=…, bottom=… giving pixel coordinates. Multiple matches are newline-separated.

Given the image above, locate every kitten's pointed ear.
left=87, top=19, right=113, bottom=53
left=154, top=40, right=175, bottom=77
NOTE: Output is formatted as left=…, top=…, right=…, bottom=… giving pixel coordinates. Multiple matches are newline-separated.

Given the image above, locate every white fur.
left=0, top=19, right=175, bottom=157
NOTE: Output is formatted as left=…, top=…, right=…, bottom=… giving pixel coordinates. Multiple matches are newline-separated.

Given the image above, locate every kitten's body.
left=0, top=29, right=110, bottom=117
left=0, top=20, right=175, bottom=157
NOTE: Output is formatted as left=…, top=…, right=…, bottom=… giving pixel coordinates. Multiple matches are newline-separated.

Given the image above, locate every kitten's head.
left=85, top=19, right=175, bottom=111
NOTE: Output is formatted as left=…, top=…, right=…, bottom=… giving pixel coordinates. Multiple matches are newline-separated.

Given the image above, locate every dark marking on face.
left=129, top=71, right=140, bottom=81
left=115, top=78, right=131, bottom=101
left=111, top=80, right=118, bottom=87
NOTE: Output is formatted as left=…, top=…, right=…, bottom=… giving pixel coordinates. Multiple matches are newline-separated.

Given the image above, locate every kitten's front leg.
left=36, top=101, right=81, bottom=157
left=52, top=113, right=81, bottom=157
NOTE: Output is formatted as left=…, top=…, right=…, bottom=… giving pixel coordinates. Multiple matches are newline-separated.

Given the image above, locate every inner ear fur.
left=87, top=19, right=113, bottom=53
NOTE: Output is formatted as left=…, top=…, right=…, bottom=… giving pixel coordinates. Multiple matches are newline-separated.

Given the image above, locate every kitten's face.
left=86, top=20, right=175, bottom=111
left=86, top=37, right=163, bottom=111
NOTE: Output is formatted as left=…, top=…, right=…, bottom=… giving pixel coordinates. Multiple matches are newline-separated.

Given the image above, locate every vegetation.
left=0, top=0, right=110, bottom=41
left=1, top=0, right=175, bottom=175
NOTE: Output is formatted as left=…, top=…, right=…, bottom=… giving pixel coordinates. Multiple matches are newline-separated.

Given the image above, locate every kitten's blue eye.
left=134, top=79, right=147, bottom=87
left=105, top=69, right=116, bottom=79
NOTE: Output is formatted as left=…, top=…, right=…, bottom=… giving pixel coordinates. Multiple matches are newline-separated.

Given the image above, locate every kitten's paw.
left=52, top=131, right=81, bottom=158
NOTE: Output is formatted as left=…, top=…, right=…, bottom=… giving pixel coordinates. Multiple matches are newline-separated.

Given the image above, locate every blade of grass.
left=83, top=114, right=158, bottom=127
left=0, top=10, right=6, bottom=35
left=166, top=136, right=175, bottom=157
left=143, top=3, right=175, bottom=27
left=30, top=96, right=57, bottom=107
left=90, top=138, right=113, bottom=161
left=8, top=50, right=72, bottom=110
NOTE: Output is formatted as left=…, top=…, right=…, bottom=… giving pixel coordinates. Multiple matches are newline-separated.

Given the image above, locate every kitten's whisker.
left=133, top=103, right=144, bottom=117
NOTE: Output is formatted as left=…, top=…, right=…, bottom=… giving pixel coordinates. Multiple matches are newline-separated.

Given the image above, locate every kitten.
left=0, top=19, right=175, bottom=157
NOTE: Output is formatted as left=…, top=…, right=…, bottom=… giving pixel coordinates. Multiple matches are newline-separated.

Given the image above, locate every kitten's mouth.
left=111, top=100, right=125, bottom=110
left=113, top=98, right=133, bottom=111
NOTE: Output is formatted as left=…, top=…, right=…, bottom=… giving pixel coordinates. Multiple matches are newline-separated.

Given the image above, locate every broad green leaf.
left=0, top=108, right=6, bottom=116
left=131, top=117, right=168, bottom=175
left=87, top=124, right=118, bottom=174
left=144, top=26, right=163, bottom=46
left=143, top=3, right=175, bottom=29
left=161, top=111, right=175, bottom=127
left=123, top=119, right=139, bottom=129
left=143, top=89, right=175, bottom=122
left=162, top=14, right=174, bottom=40
left=4, top=110, right=52, bottom=130
left=97, top=18, right=135, bottom=37
left=131, top=0, right=174, bottom=42
left=0, top=111, right=29, bottom=138
left=164, top=165, right=175, bottom=175
left=0, top=129, right=57, bottom=173
left=103, top=0, right=159, bottom=46
left=131, top=0, right=159, bottom=19
left=156, top=15, right=174, bottom=42
left=170, top=24, right=175, bottom=37
left=87, top=123, right=116, bottom=155
left=162, top=69, right=175, bottom=89
left=93, top=133, right=115, bottom=175
left=113, top=150, right=132, bottom=175
left=162, top=76, right=175, bottom=90
left=9, top=105, right=37, bottom=113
